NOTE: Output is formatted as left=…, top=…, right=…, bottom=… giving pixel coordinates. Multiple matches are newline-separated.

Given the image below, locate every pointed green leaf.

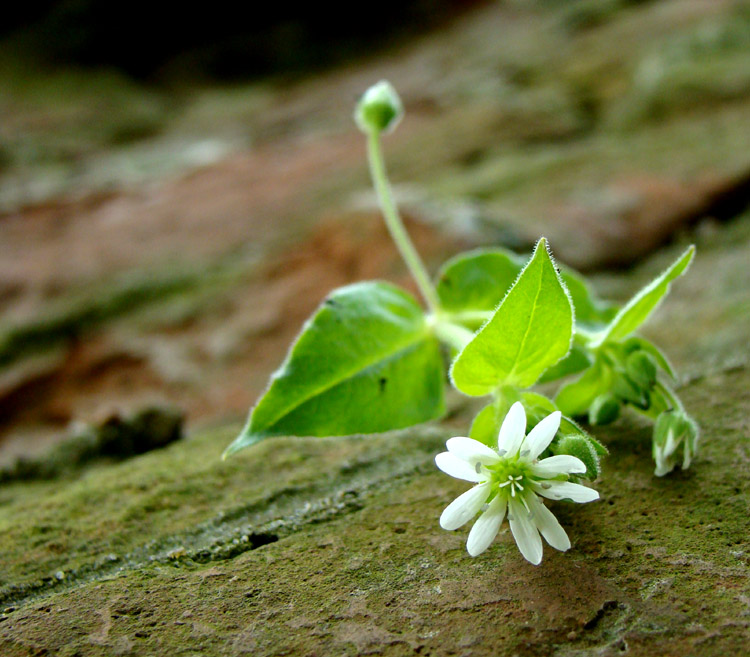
left=450, top=238, right=574, bottom=396
left=435, top=248, right=524, bottom=314
left=224, top=281, right=444, bottom=456
left=591, top=246, right=695, bottom=347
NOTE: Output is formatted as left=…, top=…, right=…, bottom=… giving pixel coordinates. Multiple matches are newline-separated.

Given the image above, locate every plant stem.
left=655, top=380, right=684, bottom=412
left=431, top=320, right=475, bottom=352
left=366, top=130, right=441, bottom=313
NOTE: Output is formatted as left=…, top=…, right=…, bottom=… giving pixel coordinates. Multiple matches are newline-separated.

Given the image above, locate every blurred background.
left=1, top=0, right=749, bottom=467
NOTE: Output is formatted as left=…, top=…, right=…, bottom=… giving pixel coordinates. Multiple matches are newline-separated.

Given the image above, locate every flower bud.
left=613, top=371, right=648, bottom=408
left=354, top=80, right=404, bottom=135
left=589, top=393, right=620, bottom=425
left=652, top=410, right=699, bottom=476
left=554, top=433, right=599, bottom=480
left=625, top=351, right=657, bottom=389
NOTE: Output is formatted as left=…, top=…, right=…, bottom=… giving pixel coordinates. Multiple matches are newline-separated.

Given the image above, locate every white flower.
left=435, top=402, right=599, bottom=564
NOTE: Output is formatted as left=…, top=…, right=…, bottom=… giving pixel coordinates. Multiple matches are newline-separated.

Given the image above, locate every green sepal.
left=451, top=238, right=574, bottom=395
left=612, top=371, right=649, bottom=408
left=625, top=351, right=657, bottom=390
left=224, top=281, right=445, bottom=457
left=524, top=394, right=608, bottom=475
left=588, top=393, right=621, bottom=425
left=554, top=429, right=604, bottom=480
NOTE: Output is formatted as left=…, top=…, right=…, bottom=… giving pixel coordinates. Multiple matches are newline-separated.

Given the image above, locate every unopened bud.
left=589, top=394, right=620, bottom=425
left=626, top=351, right=657, bottom=389
left=652, top=410, right=699, bottom=476
left=355, top=81, right=404, bottom=135
left=613, top=372, right=648, bottom=408
left=555, top=434, right=599, bottom=480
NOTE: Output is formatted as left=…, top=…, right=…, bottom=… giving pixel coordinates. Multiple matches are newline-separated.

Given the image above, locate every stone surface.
left=2, top=0, right=749, bottom=453
left=1, top=213, right=750, bottom=655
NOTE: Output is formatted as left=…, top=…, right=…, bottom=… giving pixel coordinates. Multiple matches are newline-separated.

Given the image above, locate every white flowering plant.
left=224, top=81, right=698, bottom=563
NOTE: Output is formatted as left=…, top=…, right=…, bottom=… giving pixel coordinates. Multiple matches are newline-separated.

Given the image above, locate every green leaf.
left=625, top=351, right=657, bottom=390
left=556, top=359, right=610, bottom=417
left=436, top=248, right=524, bottom=314
left=591, top=246, right=695, bottom=347
left=559, top=267, right=618, bottom=327
left=450, top=238, right=574, bottom=395
left=224, top=281, right=445, bottom=456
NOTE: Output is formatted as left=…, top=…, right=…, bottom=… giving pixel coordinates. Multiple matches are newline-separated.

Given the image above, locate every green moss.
left=3, top=206, right=750, bottom=653
left=0, top=421, right=446, bottom=607
left=2, top=366, right=748, bottom=656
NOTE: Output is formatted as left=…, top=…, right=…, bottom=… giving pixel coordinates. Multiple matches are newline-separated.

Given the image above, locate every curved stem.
left=431, top=319, right=475, bottom=353
left=654, top=380, right=684, bottom=412
left=366, top=130, right=441, bottom=313
left=445, top=310, right=493, bottom=326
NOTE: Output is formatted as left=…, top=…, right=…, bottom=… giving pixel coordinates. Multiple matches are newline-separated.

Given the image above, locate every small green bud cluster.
left=354, top=81, right=404, bottom=135
left=588, top=338, right=662, bottom=425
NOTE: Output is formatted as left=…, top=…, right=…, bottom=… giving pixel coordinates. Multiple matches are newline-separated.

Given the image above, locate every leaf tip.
left=223, top=427, right=266, bottom=459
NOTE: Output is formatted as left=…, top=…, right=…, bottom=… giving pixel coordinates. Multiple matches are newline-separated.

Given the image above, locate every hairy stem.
left=366, top=130, right=440, bottom=313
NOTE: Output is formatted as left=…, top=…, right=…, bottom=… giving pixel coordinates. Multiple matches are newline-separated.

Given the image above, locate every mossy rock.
left=1, top=214, right=749, bottom=656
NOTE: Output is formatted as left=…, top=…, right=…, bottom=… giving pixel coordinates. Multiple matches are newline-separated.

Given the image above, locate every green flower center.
left=485, top=459, right=533, bottom=499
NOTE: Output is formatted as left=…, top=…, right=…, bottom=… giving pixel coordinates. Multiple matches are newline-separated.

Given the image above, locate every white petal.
left=531, top=455, right=586, bottom=477
left=508, top=499, right=543, bottom=565
left=663, top=429, right=678, bottom=458
left=526, top=493, right=570, bottom=552
left=652, top=442, right=670, bottom=476
left=440, top=483, right=491, bottom=530
left=497, top=402, right=526, bottom=456
left=523, top=411, right=561, bottom=460
left=446, top=437, right=500, bottom=465
left=466, top=495, right=507, bottom=556
left=536, top=481, right=599, bottom=503
left=435, top=452, right=483, bottom=482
